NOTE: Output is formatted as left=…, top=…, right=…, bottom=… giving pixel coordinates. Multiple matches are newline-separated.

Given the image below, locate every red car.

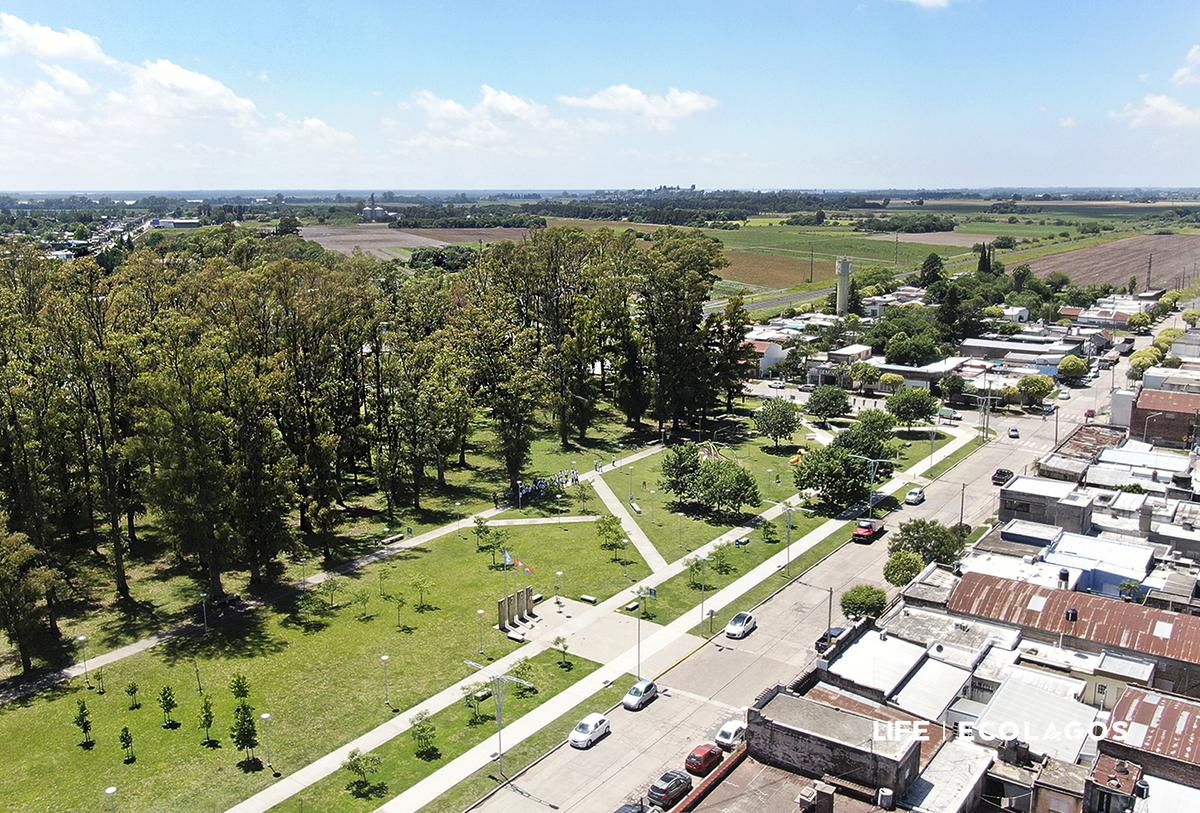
left=685, top=743, right=724, bottom=776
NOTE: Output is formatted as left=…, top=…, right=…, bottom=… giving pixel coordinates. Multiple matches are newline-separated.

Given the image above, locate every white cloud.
left=1172, top=44, right=1200, bottom=86
left=125, top=59, right=257, bottom=128
left=0, top=12, right=114, bottom=64
left=1111, top=95, right=1200, bottom=129
left=1057, top=116, right=1077, bottom=128
left=894, top=0, right=952, bottom=7
left=38, top=62, right=92, bottom=94
left=558, top=84, right=717, bottom=130
left=1138, top=72, right=1150, bottom=83
left=259, top=115, right=355, bottom=146
left=397, top=85, right=566, bottom=149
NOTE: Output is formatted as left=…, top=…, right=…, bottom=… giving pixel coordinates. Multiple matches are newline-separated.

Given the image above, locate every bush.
left=883, top=550, right=925, bottom=587
left=841, top=585, right=887, bottom=619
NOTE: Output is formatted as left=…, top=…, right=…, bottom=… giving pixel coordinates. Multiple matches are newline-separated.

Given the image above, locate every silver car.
left=622, top=679, right=658, bottom=711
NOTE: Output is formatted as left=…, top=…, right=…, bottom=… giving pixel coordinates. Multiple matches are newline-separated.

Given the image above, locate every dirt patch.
left=720, top=250, right=835, bottom=288
left=1027, top=234, right=1200, bottom=287
left=863, top=231, right=992, bottom=247
left=301, top=224, right=529, bottom=258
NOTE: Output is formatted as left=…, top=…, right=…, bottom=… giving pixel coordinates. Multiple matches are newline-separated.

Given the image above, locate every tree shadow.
left=557, top=660, right=575, bottom=672
left=123, top=754, right=137, bottom=764
left=79, top=739, right=95, bottom=750
left=346, top=779, right=390, bottom=799
left=237, top=756, right=265, bottom=773
left=466, top=711, right=496, bottom=728
left=162, top=720, right=181, bottom=730
left=414, top=603, right=439, bottom=614
left=159, top=605, right=286, bottom=666
left=203, top=738, right=222, bottom=749
left=416, top=746, right=442, bottom=762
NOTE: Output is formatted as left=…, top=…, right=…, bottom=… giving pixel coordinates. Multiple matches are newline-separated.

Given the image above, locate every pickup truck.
left=852, top=518, right=883, bottom=542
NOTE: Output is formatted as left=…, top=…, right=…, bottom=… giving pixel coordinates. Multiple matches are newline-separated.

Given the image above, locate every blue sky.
left=2, top=0, right=1200, bottom=190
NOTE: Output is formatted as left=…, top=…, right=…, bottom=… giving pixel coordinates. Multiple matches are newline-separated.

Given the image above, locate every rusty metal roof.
left=946, top=573, right=1200, bottom=666
left=1088, top=753, right=1142, bottom=795
left=1135, top=388, right=1200, bottom=413
left=1107, top=687, right=1200, bottom=767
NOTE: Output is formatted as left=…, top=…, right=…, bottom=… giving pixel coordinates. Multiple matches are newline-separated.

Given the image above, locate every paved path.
left=1, top=445, right=665, bottom=707
left=590, top=476, right=670, bottom=573
left=371, top=425, right=980, bottom=812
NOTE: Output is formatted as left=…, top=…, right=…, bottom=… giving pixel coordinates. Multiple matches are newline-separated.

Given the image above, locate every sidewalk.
left=590, top=476, right=670, bottom=573
left=371, top=425, right=980, bottom=812
left=1, top=444, right=666, bottom=707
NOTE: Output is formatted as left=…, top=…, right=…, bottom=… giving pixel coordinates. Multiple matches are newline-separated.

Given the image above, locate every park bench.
left=624, top=601, right=640, bottom=612
left=580, top=594, right=598, bottom=604
left=629, top=502, right=642, bottom=514
left=474, top=687, right=492, bottom=703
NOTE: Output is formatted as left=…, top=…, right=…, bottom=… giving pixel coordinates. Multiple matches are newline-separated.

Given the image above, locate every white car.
left=724, top=611, right=757, bottom=639
left=1008, top=427, right=1020, bottom=438
left=715, top=719, right=746, bottom=750
left=622, top=679, right=658, bottom=711
left=904, top=488, right=925, bottom=505
left=1058, top=391, right=1071, bottom=400
left=768, top=381, right=786, bottom=390
left=569, top=713, right=610, bottom=749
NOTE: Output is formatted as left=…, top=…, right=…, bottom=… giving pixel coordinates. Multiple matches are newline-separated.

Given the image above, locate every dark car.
left=815, top=626, right=846, bottom=653
left=647, top=770, right=693, bottom=809
left=685, top=743, right=724, bottom=776
left=992, top=468, right=1014, bottom=486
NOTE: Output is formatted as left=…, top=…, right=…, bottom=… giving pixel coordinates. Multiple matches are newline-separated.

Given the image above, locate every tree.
left=595, top=515, right=628, bottom=556
left=1011, top=263, right=1033, bottom=292
left=841, top=585, right=887, bottom=619
left=352, top=588, right=371, bottom=620
left=275, top=215, right=301, bottom=235
left=158, top=685, right=178, bottom=727
left=938, top=373, right=965, bottom=403
left=553, top=635, right=571, bottom=665
left=754, top=398, right=801, bottom=448
left=886, top=387, right=938, bottom=429
left=793, top=446, right=871, bottom=508
left=888, top=519, right=965, bottom=564
left=1057, top=355, right=1088, bottom=382
left=200, top=695, right=215, bottom=744
left=73, top=699, right=93, bottom=747
left=0, top=525, right=55, bottom=674
left=1183, top=308, right=1200, bottom=327
left=883, top=550, right=926, bottom=587
left=1017, top=374, right=1055, bottom=405
left=342, top=748, right=384, bottom=796
left=1118, top=578, right=1145, bottom=603
left=807, top=385, right=850, bottom=424
left=410, top=574, right=435, bottom=610
left=231, top=699, right=258, bottom=762
left=119, top=726, right=135, bottom=762
left=918, top=253, right=944, bottom=287
left=1128, top=312, right=1151, bottom=332
left=880, top=372, right=905, bottom=393
left=125, top=681, right=140, bottom=710
left=832, top=409, right=897, bottom=473
left=692, top=458, right=760, bottom=515
left=660, top=442, right=702, bottom=502
left=230, top=673, right=250, bottom=700
left=461, top=681, right=485, bottom=723
left=410, top=710, right=438, bottom=759
left=710, top=296, right=757, bottom=410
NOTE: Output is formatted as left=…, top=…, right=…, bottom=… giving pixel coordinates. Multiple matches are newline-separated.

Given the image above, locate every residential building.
left=1129, top=388, right=1200, bottom=448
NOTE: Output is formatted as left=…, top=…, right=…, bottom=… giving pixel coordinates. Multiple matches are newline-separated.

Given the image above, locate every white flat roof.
left=829, top=633, right=926, bottom=695
left=1004, top=476, right=1077, bottom=499
left=959, top=551, right=1082, bottom=590
left=1046, top=533, right=1154, bottom=580
left=1097, top=447, right=1191, bottom=474
left=903, top=738, right=994, bottom=813
left=1144, top=774, right=1200, bottom=806
left=891, top=658, right=971, bottom=722
left=974, top=680, right=1098, bottom=761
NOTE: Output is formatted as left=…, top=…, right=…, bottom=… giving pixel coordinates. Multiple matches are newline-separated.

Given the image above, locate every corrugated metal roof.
left=947, top=573, right=1200, bottom=665
left=1135, top=388, right=1200, bottom=413
left=1107, top=687, right=1200, bottom=766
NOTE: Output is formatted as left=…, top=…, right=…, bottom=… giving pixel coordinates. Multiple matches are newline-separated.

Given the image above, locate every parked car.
left=715, top=719, right=747, bottom=750
left=1058, top=391, right=1071, bottom=400
left=685, top=743, right=724, bottom=776
left=1085, top=408, right=1096, bottom=418
left=569, top=713, right=610, bottom=749
left=622, top=679, right=658, bottom=711
left=938, top=407, right=962, bottom=421
left=1008, top=427, right=1020, bottom=438
left=904, top=487, right=925, bottom=505
left=768, top=380, right=786, bottom=390
left=852, top=518, right=883, bottom=542
left=724, top=611, right=757, bottom=639
left=647, top=770, right=693, bottom=809
left=799, top=383, right=816, bottom=392
left=815, top=626, right=846, bottom=653
left=992, top=468, right=1014, bottom=485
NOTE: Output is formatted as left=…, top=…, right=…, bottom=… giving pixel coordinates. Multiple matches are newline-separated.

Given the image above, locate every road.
left=471, top=351, right=1134, bottom=813
left=704, top=286, right=830, bottom=315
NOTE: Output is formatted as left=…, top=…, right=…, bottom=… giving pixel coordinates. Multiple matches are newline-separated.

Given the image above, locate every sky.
left=2, top=0, right=1200, bottom=191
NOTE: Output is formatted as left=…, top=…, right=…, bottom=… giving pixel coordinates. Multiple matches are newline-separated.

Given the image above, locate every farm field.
left=301, top=224, right=529, bottom=258
left=1026, top=234, right=1200, bottom=287
left=863, top=231, right=989, bottom=247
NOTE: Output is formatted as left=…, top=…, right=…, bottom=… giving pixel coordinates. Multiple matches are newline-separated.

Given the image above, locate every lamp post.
left=465, top=660, right=533, bottom=776
left=260, top=713, right=273, bottom=773
left=200, top=592, right=208, bottom=634
left=380, top=655, right=392, bottom=709
left=633, top=587, right=655, bottom=679
left=104, top=786, right=117, bottom=813
left=555, top=571, right=563, bottom=608
left=1143, top=411, right=1166, bottom=443
left=477, top=609, right=485, bottom=657
left=77, top=635, right=90, bottom=688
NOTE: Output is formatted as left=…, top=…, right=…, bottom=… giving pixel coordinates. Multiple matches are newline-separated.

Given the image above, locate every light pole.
left=634, top=587, right=655, bottom=679
left=380, top=655, right=392, bottom=710
left=465, top=659, right=533, bottom=776
left=104, top=786, right=117, bottom=813
left=477, top=609, right=485, bottom=657
left=200, top=592, right=208, bottom=634
left=697, top=556, right=709, bottom=630
left=260, top=713, right=274, bottom=774
left=77, top=635, right=90, bottom=688
left=193, top=658, right=202, bottom=693
left=1143, top=411, right=1166, bottom=443
left=555, top=571, right=563, bottom=609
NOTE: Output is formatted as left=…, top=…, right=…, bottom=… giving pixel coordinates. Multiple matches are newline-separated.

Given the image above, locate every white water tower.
left=835, top=257, right=853, bottom=315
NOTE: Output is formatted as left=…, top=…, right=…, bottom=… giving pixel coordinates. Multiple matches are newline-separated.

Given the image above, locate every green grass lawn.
left=0, top=518, right=642, bottom=813
left=892, top=429, right=953, bottom=471
left=274, top=650, right=604, bottom=813
left=418, top=675, right=636, bottom=813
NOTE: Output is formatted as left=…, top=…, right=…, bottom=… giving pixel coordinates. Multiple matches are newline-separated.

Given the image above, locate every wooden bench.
left=580, top=594, right=598, bottom=604
left=629, top=501, right=642, bottom=514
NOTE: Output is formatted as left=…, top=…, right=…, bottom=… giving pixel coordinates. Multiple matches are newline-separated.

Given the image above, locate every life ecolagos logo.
left=872, top=719, right=1133, bottom=743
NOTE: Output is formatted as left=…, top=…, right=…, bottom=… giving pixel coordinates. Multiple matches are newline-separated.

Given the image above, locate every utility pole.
left=894, top=233, right=899, bottom=267
left=809, top=248, right=814, bottom=283
left=827, top=586, right=834, bottom=640
left=1147, top=253, right=1153, bottom=290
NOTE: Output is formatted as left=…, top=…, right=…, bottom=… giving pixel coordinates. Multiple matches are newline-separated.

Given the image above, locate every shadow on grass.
left=416, top=746, right=442, bottom=762
left=237, top=756, right=265, bottom=773
left=466, top=712, right=497, bottom=728
left=346, top=779, right=390, bottom=799
left=158, top=606, right=286, bottom=666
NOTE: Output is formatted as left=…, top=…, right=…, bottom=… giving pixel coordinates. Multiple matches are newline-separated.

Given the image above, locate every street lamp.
left=104, top=786, right=117, bottom=813
left=77, top=635, right=90, bottom=688
left=465, top=660, right=533, bottom=776
left=1143, top=411, right=1166, bottom=443
left=200, top=592, right=208, bottom=633
left=260, top=713, right=274, bottom=774
left=380, top=655, right=392, bottom=709
left=555, top=571, right=563, bottom=609
left=477, top=609, right=486, bottom=657
left=633, top=587, right=656, bottom=679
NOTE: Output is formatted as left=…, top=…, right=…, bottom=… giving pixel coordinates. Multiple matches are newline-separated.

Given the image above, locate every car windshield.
left=732, top=613, right=748, bottom=624
left=856, top=520, right=871, bottom=528
left=575, top=722, right=590, bottom=733
left=628, top=687, right=641, bottom=696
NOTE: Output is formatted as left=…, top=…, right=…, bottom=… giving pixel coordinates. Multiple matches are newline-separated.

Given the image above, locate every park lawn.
left=621, top=509, right=825, bottom=627
left=273, top=650, right=604, bottom=813
left=924, top=435, right=990, bottom=479
left=892, top=429, right=953, bottom=472
left=0, top=519, right=640, bottom=813
left=419, top=674, right=636, bottom=813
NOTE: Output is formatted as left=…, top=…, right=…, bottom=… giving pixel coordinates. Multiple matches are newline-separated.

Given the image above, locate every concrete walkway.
left=1, top=444, right=665, bottom=706
left=370, top=425, right=981, bottom=812
left=486, top=515, right=600, bottom=527
left=590, top=476, right=671, bottom=573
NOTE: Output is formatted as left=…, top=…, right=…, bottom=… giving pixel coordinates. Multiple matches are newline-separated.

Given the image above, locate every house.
left=1129, top=388, right=1200, bottom=448
left=1002, top=305, right=1030, bottom=323
left=744, top=339, right=788, bottom=375
left=959, top=338, right=1083, bottom=361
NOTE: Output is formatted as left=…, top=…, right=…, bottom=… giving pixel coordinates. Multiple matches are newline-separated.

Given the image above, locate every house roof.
left=1135, top=388, right=1200, bottom=413
left=947, top=573, right=1200, bottom=665
left=1106, top=687, right=1200, bottom=767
